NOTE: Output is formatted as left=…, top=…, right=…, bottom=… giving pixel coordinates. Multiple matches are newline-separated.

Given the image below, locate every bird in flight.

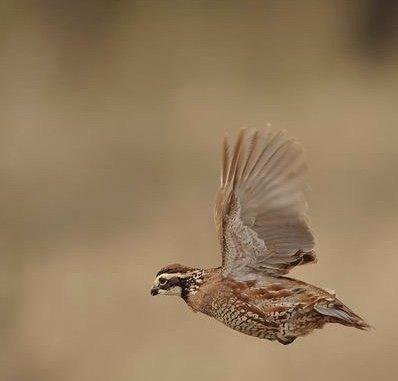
left=151, top=129, right=369, bottom=344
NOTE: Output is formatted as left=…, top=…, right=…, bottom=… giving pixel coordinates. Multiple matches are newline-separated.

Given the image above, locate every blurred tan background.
left=1, top=1, right=398, bottom=380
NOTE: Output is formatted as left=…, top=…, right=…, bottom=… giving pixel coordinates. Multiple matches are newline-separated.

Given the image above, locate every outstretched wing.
left=215, top=128, right=316, bottom=277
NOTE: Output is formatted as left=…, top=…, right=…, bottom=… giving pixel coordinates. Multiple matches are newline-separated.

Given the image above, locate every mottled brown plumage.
left=151, top=129, right=369, bottom=344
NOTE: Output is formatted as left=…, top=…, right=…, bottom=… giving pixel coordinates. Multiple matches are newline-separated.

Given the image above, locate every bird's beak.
left=151, top=286, right=159, bottom=296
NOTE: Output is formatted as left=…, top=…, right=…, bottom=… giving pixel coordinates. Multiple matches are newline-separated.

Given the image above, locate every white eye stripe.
left=154, top=272, right=189, bottom=284
left=155, top=273, right=175, bottom=284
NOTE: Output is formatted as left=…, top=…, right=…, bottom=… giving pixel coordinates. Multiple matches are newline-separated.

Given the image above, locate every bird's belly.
left=204, top=297, right=280, bottom=340
left=201, top=293, right=329, bottom=342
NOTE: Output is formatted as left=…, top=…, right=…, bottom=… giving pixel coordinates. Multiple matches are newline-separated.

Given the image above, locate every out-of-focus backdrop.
left=1, top=1, right=398, bottom=380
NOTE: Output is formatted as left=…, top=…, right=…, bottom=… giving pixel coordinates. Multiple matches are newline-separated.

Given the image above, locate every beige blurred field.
left=1, top=2, right=398, bottom=381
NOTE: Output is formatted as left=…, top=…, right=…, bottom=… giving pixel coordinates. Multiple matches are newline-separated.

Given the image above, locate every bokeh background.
left=1, top=1, right=398, bottom=380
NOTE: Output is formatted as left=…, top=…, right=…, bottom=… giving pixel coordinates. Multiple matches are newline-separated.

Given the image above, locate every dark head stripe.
left=156, top=264, right=192, bottom=276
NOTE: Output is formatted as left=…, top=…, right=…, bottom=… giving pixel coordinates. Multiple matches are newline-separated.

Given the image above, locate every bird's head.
left=151, top=263, right=203, bottom=298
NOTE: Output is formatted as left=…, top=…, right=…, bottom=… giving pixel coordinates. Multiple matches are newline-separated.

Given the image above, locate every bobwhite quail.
left=151, top=129, right=369, bottom=344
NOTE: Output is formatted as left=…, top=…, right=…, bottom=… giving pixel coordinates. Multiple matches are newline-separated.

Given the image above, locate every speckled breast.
left=204, top=293, right=280, bottom=340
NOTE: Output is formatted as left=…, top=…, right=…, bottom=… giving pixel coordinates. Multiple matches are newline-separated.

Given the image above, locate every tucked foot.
left=277, top=336, right=297, bottom=345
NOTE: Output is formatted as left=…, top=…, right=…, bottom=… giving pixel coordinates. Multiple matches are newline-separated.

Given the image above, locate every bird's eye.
left=159, top=277, right=167, bottom=285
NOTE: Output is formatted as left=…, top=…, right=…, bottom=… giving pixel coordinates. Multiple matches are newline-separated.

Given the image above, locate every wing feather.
left=215, top=128, right=316, bottom=277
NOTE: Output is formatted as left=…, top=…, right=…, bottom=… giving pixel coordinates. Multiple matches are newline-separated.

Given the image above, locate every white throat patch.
left=157, top=286, right=182, bottom=296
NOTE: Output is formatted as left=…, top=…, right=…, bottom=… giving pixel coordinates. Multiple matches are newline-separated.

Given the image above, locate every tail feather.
left=314, top=300, right=370, bottom=330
